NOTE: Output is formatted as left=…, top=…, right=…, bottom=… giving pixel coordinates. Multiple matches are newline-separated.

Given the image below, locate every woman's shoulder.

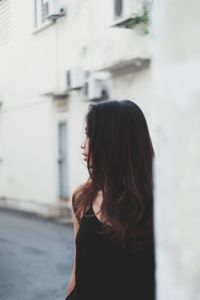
left=72, top=182, right=85, bottom=195
left=72, top=179, right=92, bottom=198
left=71, top=180, right=91, bottom=223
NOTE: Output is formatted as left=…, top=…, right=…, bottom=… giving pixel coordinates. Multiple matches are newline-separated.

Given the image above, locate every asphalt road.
left=0, top=209, right=74, bottom=300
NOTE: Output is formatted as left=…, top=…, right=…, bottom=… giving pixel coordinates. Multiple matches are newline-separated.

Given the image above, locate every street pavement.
left=0, top=209, right=74, bottom=300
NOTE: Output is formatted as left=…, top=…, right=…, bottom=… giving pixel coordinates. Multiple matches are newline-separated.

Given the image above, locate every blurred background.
left=0, top=0, right=199, bottom=299
left=0, top=0, right=156, bottom=216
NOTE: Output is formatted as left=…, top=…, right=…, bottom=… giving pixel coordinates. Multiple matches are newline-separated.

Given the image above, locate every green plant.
left=127, top=4, right=151, bottom=34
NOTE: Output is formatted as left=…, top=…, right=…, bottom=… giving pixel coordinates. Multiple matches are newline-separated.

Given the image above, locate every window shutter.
left=0, top=0, right=11, bottom=46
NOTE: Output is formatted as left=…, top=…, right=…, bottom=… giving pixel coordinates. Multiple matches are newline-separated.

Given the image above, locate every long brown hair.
left=72, top=100, right=155, bottom=249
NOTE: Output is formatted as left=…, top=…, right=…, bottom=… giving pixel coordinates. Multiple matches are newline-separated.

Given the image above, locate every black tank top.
left=65, top=205, right=155, bottom=300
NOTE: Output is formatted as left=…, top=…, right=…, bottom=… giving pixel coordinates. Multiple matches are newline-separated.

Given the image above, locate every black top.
left=65, top=205, right=155, bottom=300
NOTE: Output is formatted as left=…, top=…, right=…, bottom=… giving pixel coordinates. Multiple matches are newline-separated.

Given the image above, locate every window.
left=42, top=0, right=49, bottom=23
left=35, top=0, right=51, bottom=28
left=34, top=0, right=66, bottom=28
left=66, top=71, right=71, bottom=89
left=114, top=0, right=123, bottom=18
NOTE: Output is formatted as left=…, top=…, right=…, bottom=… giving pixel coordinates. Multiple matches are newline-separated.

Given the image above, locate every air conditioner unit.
left=83, top=77, right=109, bottom=102
left=46, top=0, right=66, bottom=22
left=113, top=0, right=143, bottom=28
left=66, top=68, right=89, bottom=90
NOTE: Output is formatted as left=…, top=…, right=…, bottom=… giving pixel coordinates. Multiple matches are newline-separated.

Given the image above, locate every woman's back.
left=66, top=204, right=155, bottom=300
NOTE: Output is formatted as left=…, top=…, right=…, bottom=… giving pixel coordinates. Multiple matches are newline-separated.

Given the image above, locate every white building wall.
left=0, top=0, right=57, bottom=211
left=0, top=100, right=55, bottom=201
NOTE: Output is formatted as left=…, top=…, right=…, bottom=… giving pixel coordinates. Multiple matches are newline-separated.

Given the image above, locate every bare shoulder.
left=72, top=180, right=89, bottom=200
left=71, top=182, right=88, bottom=224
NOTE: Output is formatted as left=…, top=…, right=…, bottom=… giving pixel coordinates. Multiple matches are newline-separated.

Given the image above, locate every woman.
left=65, top=100, right=155, bottom=300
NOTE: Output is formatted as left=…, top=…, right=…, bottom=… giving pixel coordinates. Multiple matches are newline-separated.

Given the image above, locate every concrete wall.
left=152, top=0, right=200, bottom=299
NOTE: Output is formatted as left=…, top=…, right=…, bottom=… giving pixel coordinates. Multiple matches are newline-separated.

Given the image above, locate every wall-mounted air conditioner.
left=46, top=0, right=66, bottom=22
left=66, top=68, right=89, bottom=91
left=83, top=76, right=109, bottom=102
left=113, top=0, right=143, bottom=28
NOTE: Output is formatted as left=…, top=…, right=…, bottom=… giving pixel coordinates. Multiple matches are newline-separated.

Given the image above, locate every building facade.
left=0, top=0, right=156, bottom=216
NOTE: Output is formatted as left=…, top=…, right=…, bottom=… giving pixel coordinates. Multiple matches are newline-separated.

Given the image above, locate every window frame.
left=34, top=0, right=52, bottom=29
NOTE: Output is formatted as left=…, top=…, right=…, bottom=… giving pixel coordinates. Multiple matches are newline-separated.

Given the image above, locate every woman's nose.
left=80, top=140, right=85, bottom=149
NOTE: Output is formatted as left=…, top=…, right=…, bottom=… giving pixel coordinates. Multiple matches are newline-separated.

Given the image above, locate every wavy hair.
left=72, top=100, right=155, bottom=249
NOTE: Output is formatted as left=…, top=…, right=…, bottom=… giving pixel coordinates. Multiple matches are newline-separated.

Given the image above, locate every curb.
left=0, top=207, right=73, bottom=226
